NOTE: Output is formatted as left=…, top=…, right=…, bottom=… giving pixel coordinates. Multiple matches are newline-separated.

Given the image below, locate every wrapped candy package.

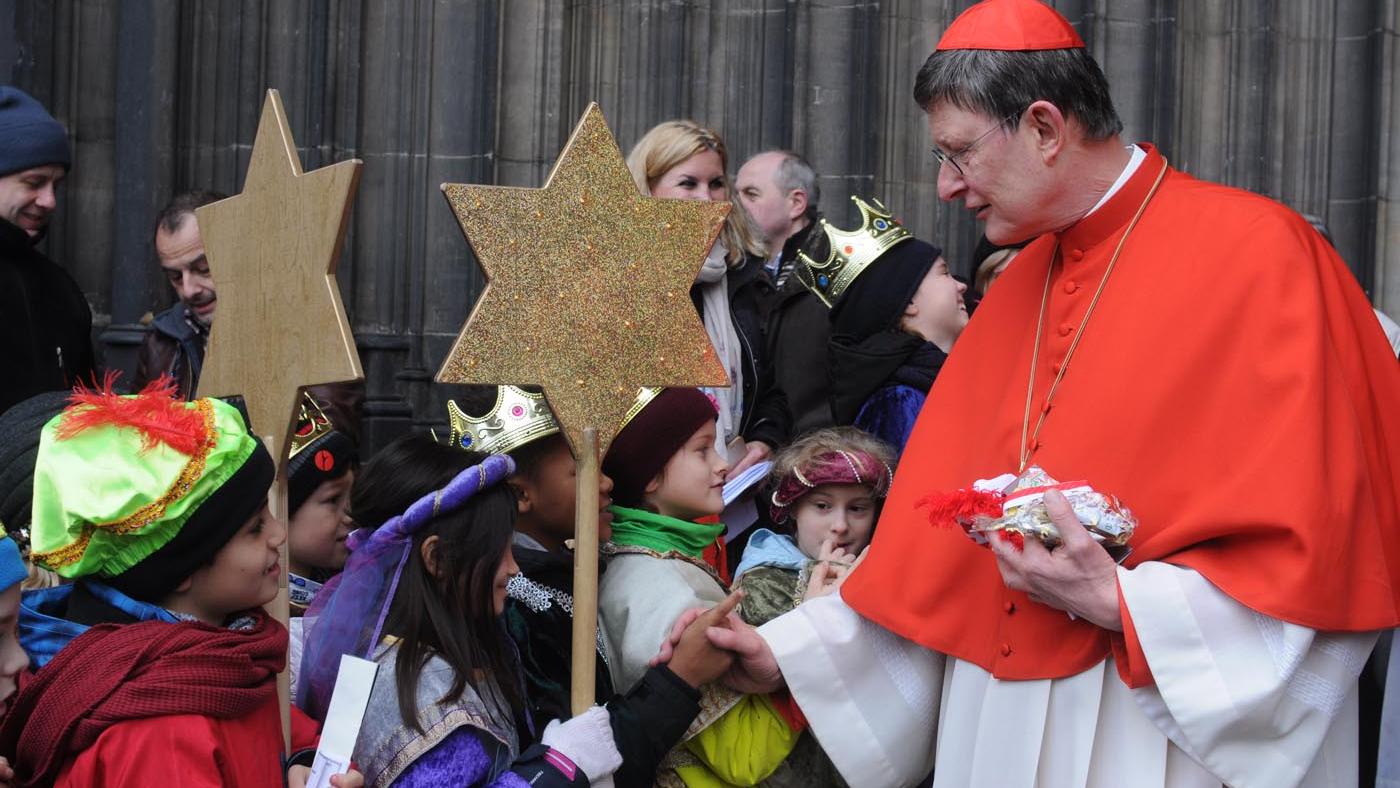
left=919, top=466, right=1136, bottom=560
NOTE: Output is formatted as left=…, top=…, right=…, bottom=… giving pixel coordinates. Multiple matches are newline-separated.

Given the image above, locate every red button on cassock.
left=1000, top=643, right=1013, bottom=656
left=1070, top=248, right=1084, bottom=261
left=1004, top=601, right=1016, bottom=614
left=1058, top=323, right=1073, bottom=337
left=1063, top=279, right=1079, bottom=294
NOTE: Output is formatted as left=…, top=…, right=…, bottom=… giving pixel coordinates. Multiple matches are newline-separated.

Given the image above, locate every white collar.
left=1084, top=144, right=1147, bottom=217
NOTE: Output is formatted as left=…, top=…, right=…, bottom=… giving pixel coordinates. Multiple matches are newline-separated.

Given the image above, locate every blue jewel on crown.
left=793, top=196, right=913, bottom=309
left=460, top=435, right=472, bottom=448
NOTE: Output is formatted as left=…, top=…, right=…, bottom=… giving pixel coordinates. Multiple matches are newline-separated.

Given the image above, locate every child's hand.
left=287, top=764, right=365, bottom=788
left=649, top=607, right=703, bottom=667
left=806, top=542, right=868, bottom=600
left=664, top=590, right=743, bottom=688
left=0, top=754, right=14, bottom=788
left=805, top=559, right=848, bottom=599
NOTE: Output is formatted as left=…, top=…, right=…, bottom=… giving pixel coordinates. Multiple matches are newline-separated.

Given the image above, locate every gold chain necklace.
left=1018, top=158, right=1170, bottom=472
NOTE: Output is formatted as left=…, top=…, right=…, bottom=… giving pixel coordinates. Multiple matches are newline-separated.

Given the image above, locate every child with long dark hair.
left=448, top=385, right=739, bottom=788
left=300, top=434, right=621, bottom=787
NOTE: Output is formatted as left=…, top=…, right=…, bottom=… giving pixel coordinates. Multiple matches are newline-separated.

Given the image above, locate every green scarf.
left=608, top=505, right=724, bottom=559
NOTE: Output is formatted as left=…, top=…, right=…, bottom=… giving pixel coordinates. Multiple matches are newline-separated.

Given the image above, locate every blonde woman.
left=627, top=120, right=789, bottom=477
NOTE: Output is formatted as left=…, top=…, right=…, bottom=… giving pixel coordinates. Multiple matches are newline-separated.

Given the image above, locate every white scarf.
left=696, top=242, right=745, bottom=455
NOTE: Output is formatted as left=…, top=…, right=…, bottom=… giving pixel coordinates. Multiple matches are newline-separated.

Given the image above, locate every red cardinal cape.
left=843, top=144, right=1400, bottom=681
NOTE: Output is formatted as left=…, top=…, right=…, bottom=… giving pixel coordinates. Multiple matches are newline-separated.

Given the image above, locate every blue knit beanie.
left=0, top=87, right=70, bottom=177
left=0, top=534, right=25, bottom=593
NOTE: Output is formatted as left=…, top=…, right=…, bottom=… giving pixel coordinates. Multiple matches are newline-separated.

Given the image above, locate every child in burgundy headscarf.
left=734, top=426, right=895, bottom=626
left=729, top=426, right=894, bottom=788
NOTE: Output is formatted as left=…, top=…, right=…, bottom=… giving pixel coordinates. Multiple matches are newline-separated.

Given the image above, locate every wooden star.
left=195, top=89, right=363, bottom=467
left=437, top=103, right=730, bottom=455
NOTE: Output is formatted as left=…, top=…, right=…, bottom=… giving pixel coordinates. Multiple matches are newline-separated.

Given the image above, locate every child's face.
left=900, top=256, right=969, bottom=350
left=0, top=585, right=29, bottom=714
left=792, top=483, right=879, bottom=558
left=514, top=436, right=615, bottom=545
left=288, top=470, right=354, bottom=574
left=646, top=420, right=727, bottom=521
left=184, top=504, right=286, bottom=622
left=492, top=541, right=519, bottom=616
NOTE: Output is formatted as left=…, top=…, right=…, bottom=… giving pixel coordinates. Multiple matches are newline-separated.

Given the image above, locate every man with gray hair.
left=735, top=150, right=819, bottom=286
left=736, top=150, right=834, bottom=434
left=661, top=1, right=1400, bottom=785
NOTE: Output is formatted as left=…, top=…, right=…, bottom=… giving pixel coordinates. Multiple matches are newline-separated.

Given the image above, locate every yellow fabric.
left=680, top=693, right=799, bottom=786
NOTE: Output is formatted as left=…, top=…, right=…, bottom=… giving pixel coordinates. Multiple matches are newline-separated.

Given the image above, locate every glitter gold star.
left=195, top=89, right=363, bottom=467
left=437, top=103, right=729, bottom=455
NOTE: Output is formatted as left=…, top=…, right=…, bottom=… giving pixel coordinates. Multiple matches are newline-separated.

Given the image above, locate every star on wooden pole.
left=194, top=88, right=363, bottom=748
left=196, top=89, right=363, bottom=463
left=437, top=103, right=730, bottom=457
left=438, top=103, right=731, bottom=714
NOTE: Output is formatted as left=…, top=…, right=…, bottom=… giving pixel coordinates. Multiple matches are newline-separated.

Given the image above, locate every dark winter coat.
left=764, top=221, right=834, bottom=438
left=0, top=218, right=95, bottom=416
left=133, top=303, right=207, bottom=399
left=691, top=255, right=790, bottom=449
left=828, top=331, right=946, bottom=455
left=503, top=542, right=702, bottom=788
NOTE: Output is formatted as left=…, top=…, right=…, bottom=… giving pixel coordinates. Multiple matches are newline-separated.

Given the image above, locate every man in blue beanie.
left=0, top=86, right=95, bottom=416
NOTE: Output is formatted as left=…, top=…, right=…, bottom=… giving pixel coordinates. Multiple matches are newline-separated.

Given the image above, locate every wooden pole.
left=265, top=442, right=292, bottom=752
left=570, top=427, right=601, bottom=715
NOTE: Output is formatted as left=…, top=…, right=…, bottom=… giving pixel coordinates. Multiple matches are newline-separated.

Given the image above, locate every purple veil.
left=297, top=453, right=516, bottom=719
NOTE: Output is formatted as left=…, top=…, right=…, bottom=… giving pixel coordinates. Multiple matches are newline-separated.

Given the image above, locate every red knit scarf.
left=0, top=610, right=287, bottom=787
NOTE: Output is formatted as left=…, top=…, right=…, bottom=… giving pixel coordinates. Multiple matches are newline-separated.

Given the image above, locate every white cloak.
left=759, top=561, right=1375, bottom=788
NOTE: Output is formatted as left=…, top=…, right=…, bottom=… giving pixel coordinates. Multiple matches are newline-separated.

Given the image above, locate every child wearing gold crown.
left=445, top=385, right=743, bottom=788
left=798, top=197, right=968, bottom=454
left=599, top=387, right=802, bottom=787
left=0, top=378, right=360, bottom=788
left=285, top=391, right=358, bottom=701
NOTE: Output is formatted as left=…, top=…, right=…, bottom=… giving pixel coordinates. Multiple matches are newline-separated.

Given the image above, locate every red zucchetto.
left=936, top=0, right=1085, bottom=51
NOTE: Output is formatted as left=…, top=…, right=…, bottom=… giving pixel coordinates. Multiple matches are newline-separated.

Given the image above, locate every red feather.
left=916, top=488, right=1004, bottom=529
left=55, top=372, right=209, bottom=455
left=996, top=530, right=1026, bottom=552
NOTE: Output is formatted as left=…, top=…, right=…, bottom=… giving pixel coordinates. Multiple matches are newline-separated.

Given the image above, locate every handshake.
left=648, top=590, right=785, bottom=695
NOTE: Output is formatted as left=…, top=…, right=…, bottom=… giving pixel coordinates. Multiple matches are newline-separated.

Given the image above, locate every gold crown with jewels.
left=446, top=385, right=561, bottom=455
left=288, top=391, right=335, bottom=459
left=796, top=196, right=913, bottom=308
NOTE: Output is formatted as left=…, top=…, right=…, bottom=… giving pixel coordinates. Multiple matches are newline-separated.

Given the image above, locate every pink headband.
left=769, top=449, right=893, bottom=523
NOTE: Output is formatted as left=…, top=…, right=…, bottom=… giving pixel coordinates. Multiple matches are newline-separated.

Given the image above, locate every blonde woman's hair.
left=975, top=247, right=1019, bottom=296
left=626, top=120, right=766, bottom=265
